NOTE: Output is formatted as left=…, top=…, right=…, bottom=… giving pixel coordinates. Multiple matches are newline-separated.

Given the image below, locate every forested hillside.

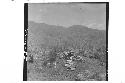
left=27, top=21, right=107, bottom=81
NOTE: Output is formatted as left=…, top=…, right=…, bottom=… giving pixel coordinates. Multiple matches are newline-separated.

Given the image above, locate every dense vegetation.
left=27, top=21, right=107, bottom=81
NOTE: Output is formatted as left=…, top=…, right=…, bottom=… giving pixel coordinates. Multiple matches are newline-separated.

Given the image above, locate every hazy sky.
left=28, top=3, right=106, bottom=30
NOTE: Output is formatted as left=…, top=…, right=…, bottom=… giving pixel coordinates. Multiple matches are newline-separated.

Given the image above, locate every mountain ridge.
left=28, top=21, right=106, bottom=51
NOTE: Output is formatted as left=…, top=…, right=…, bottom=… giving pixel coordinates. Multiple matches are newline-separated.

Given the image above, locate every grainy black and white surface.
left=24, top=2, right=108, bottom=81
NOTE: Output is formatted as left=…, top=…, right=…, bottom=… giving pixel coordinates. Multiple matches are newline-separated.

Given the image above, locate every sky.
left=28, top=3, right=106, bottom=30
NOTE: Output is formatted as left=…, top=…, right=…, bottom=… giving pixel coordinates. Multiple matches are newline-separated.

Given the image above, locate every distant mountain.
left=28, top=21, right=106, bottom=51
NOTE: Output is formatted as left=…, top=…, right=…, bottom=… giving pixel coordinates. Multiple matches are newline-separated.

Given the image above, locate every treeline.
left=27, top=21, right=106, bottom=63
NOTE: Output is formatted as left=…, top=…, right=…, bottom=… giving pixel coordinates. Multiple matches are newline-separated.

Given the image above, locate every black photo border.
left=24, top=3, right=28, bottom=81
